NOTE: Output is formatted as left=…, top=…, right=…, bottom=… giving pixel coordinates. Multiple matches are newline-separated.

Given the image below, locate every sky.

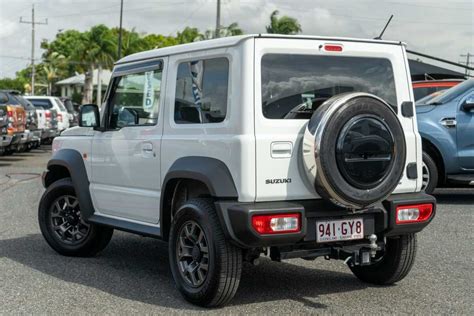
left=0, top=0, right=473, bottom=78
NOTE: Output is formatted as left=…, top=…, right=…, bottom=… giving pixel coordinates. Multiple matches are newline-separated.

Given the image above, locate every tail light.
left=57, top=113, right=63, bottom=122
left=45, top=111, right=51, bottom=120
left=396, top=204, right=433, bottom=224
left=252, top=213, right=301, bottom=234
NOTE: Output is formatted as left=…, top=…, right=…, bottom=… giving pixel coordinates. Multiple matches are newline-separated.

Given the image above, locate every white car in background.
left=25, top=96, right=70, bottom=132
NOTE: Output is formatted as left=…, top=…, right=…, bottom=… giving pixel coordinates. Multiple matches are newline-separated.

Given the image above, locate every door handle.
left=141, top=142, right=153, bottom=153
left=271, top=142, right=293, bottom=158
left=440, top=117, right=457, bottom=128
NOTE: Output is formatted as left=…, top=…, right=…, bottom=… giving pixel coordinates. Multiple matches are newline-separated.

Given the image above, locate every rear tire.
left=422, top=151, right=438, bottom=194
left=350, top=234, right=417, bottom=285
left=169, top=198, right=242, bottom=307
left=38, top=178, right=113, bottom=257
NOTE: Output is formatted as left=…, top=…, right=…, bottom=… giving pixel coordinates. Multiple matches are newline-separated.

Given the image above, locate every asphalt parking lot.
left=0, top=146, right=473, bottom=314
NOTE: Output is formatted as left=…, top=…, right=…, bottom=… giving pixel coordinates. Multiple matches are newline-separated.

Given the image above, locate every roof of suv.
left=117, top=34, right=404, bottom=65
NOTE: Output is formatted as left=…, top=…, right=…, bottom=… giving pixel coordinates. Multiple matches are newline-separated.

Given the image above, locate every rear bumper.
left=8, top=133, right=22, bottom=146
left=41, top=128, right=57, bottom=139
left=19, top=131, right=30, bottom=144
left=216, top=192, right=436, bottom=248
left=1, top=134, right=13, bottom=147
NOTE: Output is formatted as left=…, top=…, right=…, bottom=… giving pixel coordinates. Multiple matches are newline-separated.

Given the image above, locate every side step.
left=88, top=214, right=162, bottom=238
left=446, top=174, right=474, bottom=185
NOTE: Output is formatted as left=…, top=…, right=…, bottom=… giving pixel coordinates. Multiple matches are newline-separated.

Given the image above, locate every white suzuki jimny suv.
left=39, top=34, right=436, bottom=307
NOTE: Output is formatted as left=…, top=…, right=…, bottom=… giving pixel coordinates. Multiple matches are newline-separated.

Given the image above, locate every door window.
left=108, top=69, right=162, bottom=129
left=174, top=57, right=229, bottom=124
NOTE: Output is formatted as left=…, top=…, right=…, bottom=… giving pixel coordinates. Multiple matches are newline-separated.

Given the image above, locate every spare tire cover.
left=302, top=92, right=406, bottom=209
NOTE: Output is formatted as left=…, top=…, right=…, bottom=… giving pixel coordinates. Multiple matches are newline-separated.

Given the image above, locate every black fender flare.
left=44, top=149, right=95, bottom=220
left=160, top=156, right=238, bottom=239
left=162, top=156, right=238, bottom=199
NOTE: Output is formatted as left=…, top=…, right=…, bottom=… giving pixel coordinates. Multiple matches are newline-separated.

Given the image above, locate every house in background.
left=55, top=69, right=112, bottom=98
left=408, top=59, right=466, bottom=81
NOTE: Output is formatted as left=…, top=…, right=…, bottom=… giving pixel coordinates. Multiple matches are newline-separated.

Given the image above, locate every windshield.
left=261, top=54, right=397, bottom=119
left=427, top=79, right=473, bottom=105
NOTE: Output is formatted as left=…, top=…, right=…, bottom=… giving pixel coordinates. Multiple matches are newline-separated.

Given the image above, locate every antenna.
left=374, top=15, right=393, bottom=40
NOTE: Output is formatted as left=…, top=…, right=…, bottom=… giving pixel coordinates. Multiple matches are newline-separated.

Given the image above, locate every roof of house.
left=55, top=69, right=112, bottom=86
left=117, top=34, right=404, bottom=65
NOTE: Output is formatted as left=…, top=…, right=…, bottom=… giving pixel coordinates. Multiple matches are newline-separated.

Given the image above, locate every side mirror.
left=462, top=95, right=474, bottom=112
left=79, top=104, right=100, bottom=128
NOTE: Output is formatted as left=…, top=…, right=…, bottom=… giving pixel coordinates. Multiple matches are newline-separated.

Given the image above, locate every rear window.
left=261, top=54, right=397, bottom=119
left=62, top=99, right=75, bottom=113
left=0, top=92, right=8, bottom=104
left=28, top=99, right=53, bottom=109
left=12, top=95, right=35, bottom=109
left=55, top=98, right=67, bottom=111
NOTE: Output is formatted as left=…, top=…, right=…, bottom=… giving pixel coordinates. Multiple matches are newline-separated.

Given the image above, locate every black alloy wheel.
left=49, top=195, right=91, bottom=245
left=176, top=220, right=210, bottom=287
left=38, top=178, right=113, bottom=257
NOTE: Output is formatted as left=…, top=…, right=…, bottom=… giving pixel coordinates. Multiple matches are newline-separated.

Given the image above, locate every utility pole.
left=460, top=53, right=472, bottom=76
left=215, top=0, right=221, bottom=38
left=20, top=4, right=48, bottom=95
left=118, top=0, right=124, bottom=60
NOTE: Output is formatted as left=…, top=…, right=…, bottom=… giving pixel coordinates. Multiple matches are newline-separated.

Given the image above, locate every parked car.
left=60, top=97, right=79, bottom=126
left=25, top=97, right=60, bottom=143
left=413, top=79, right=463, bottom=101
left=0, top=90, right=28, bottom=153
left=415, top=90, right=446, bottom=106
left=25, top=96, right=70, bottom=133
left=416, top=79, right=474, bottom=193
left=0, top=93, right=11, bottom=154
left=39, top=35, right=435, bottom=307
left=8, top=92, right=42, bottom=150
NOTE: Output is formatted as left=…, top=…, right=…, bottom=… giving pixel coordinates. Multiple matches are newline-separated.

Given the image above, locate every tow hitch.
left=344, top=234, right=382, bottom=267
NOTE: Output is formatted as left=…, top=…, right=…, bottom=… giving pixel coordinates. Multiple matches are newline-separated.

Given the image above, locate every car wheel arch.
left=160, top=157, right=238, bottom=241
left=44, top=148, right=95, bottom=220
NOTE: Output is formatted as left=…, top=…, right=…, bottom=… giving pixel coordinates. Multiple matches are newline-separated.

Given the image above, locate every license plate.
left=316, top=218, right=364, bottom=243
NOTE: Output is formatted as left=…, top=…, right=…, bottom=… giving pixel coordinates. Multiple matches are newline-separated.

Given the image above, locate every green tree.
left=0, top=78, right=27, bottom=93
left=142, top=34, right=178, bottom=50
left=72, top=25, right=116, bottom=104
left=266, top=10, right=302, bottom=35
left=41, top=30, right=83, bottom=77
left=176, top=27, right=201, bottom=44
left=195, top=22, right=244, bottom=41
left=42, top=52, right=67, bottom=95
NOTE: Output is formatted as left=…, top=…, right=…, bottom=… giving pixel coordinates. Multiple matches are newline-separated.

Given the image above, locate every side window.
left=108, top=68, right=162, bottom=129
left=174, top=57, right=229, bottom=124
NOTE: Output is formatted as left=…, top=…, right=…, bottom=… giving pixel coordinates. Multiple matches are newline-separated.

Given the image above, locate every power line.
left=460, top=53, right=473, bottom=76
left=19, top=4, right=48, bottom=95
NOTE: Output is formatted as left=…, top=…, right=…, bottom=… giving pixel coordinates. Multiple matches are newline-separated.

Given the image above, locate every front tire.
left=38, top=178, right=114, bottom=257
left=350, top=234, right=417, bottom=285
left=169, top=198, right=242, bottom=307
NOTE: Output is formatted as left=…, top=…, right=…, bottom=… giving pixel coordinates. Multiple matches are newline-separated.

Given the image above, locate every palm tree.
left=195, top=22, right=244, bottom=41
left=266, top=10, right=302, bottom=35
left=73, top=25, right=116, bottom=104
left=42, top=52, right=66, bottom=95
left=120, top=28, right=146, bottom=56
